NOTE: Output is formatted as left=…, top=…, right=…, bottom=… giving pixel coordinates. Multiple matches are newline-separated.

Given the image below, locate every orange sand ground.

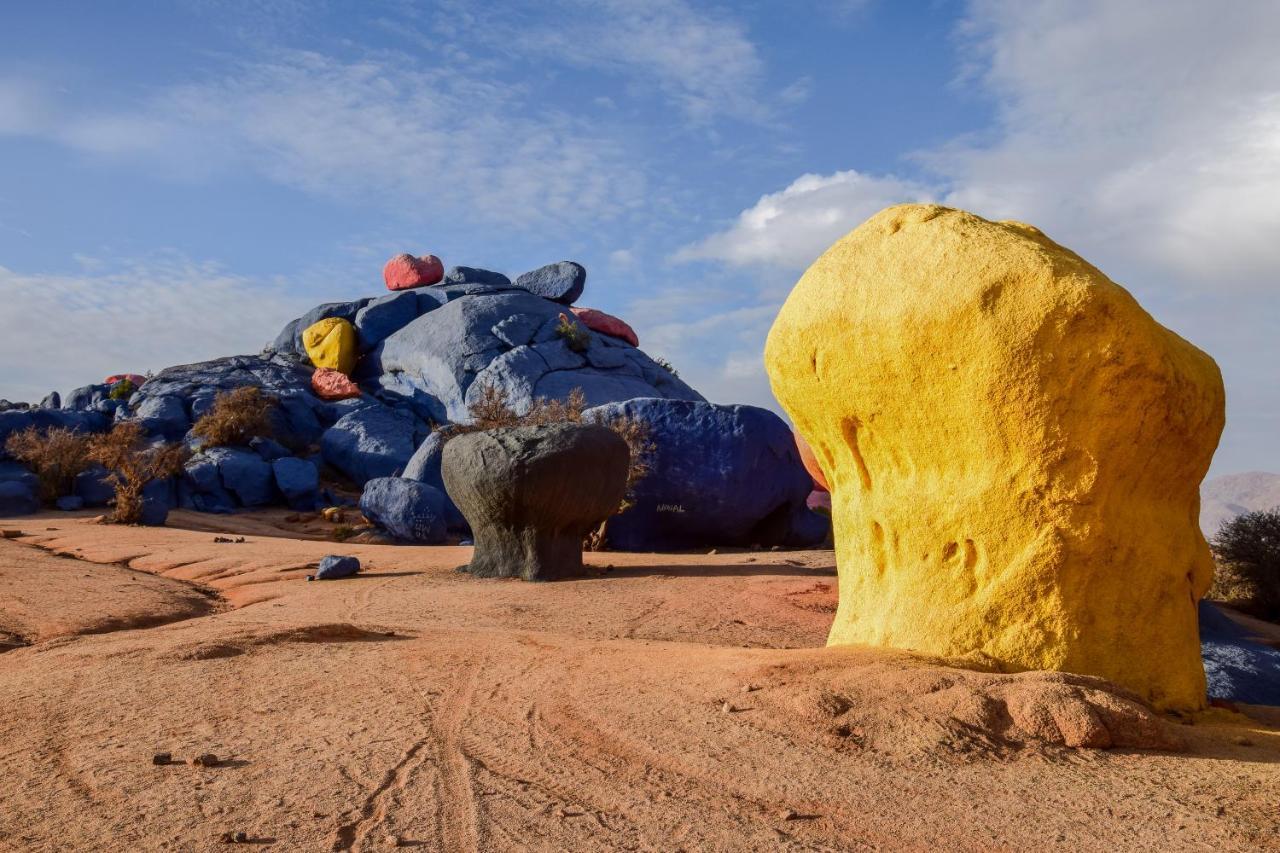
left=1, top=510, right=1277, bottom=851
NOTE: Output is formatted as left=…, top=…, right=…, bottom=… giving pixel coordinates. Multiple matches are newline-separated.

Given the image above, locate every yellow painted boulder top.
left=302, top=317, right=357, bottom=376
left=764, top=204, right=1225, bottom=711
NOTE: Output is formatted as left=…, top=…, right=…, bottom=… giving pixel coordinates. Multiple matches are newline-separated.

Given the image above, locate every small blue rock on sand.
left=310, top=555, right=361, bottom=581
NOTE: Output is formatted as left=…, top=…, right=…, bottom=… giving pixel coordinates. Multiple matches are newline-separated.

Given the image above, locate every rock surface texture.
left=583, top=399, right=829, bottom=551
left=442, top=424, right=629, bottom=581
left=764, top=204, right=1225, bottom=711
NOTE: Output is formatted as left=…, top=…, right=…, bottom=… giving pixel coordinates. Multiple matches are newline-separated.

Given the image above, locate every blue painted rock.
left=313, top=554, right=361, bottom=580
left=250, top=436, right=291, bottom=462
left=272, top=457, right=320, bottom=511
left=1199, top=601, right=1280, bottom=706
left=513, top=261, right=586, bottom=305
left=56, top=495, right=84, bottom=511
left=75, top=465, right=116, bottom=507
left=402, top=432, right=468, bottom=532
left=0, top=409, right=108, bottom=458
left=443, top=266, right=511, bottom=287
left=582, top=399, right=830, bottom=551
left=202, top=447, right=276, bottom=508
left=359, top=477, right=448, bottom=543
left=0, top=462, right=39, bottom=496
left=354, top=290, right=420, bottom=351
left=39, top=391, right=60, bottom=410
left=138, top=478, right=173, bottom=526
left=129, top=394, right=190, bottom=439
left=321, top=405, right=418, bottom=485
left=0, top=480, right=39, bottom=516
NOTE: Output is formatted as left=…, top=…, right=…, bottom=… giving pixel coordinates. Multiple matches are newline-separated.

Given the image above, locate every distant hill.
left=1200, top=471, right=1280, bottom=538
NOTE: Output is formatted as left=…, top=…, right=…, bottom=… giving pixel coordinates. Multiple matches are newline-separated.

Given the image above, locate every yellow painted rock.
left=764, top=204, right=1225, bottom=711
left=302, top=317, right=357, bottom=375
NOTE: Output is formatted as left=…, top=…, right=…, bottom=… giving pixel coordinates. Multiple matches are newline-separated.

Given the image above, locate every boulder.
left=443, top=266, right=510, bottom=287
left=205, top=447, right=276, bottom=508
left=514, top=261, right=586, bottom=305
left=583, top=399, right=829, bottom=551
left=359, top=477, right=448, bottom=543
left=794, top=432, right=829, bottom=492
left=383, top=253, right=444, bottom=291
left=180, top=454, right=236, bottom=514
left=401, top=432, right=467, bottom=531
left=139, top=478, right=173, bottom=526
left=443, top=424, right=629, bottom=581
left=272, top=456, right=320, bottom=510
left=0, top=462, right=39, bottom=496
left=311, top=367, right=362, bottom=401
left=0, top=480, right=39, bottom=516
left=105, top=373, right=147, bottom=387
left=321, top=406, right=418, bottom=485
left=764, top=203, right=1226, bottom=712
left=131, top=394, right=189, bottom=439
left=249, top=436, right=291, bottom=462
left=1199, top=601, right=1280, bottom=706
left=313, top=555, right=360, bottom=580
left=354, top=290, right=419, bottom=350
left=570, top=307, right=638, bottom=346
left=55, top=495, right=84, bottom=511
left=303, top=317, right=358, bottom=375
left=75, top=465, right=115, bottom=507
left=39, top=391, right=60, bottom=410
left=271, top=299, right=372, bottom=359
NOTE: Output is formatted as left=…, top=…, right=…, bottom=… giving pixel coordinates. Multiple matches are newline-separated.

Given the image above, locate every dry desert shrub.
left=192, top=386, right=277, bottom=448
left=4, top=426, right=94, bottom=503
left=87, top=422, right=188, bottom=524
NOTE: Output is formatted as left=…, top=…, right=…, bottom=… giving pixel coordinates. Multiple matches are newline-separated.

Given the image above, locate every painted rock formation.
left=764, top=203, right=1225, bottom=711
left=583, top=399, right=829, bottom=551
left=442, top=424, right=629, bottom=581
left=382, top=253, right=444, bottom=291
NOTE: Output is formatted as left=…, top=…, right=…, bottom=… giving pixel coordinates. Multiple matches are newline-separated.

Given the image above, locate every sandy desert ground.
left=1, top=511, right=1277, bottom=852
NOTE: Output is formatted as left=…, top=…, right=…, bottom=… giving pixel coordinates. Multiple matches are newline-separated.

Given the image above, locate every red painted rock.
left=794, top=432, right=829, bottom=492
left=383, top=253, right=444, bottom=291
left=569, top=307, right=638, bottom=347
left=105, top=373, right=147, bottom=386
left=312, top=368, right=362, bottom=401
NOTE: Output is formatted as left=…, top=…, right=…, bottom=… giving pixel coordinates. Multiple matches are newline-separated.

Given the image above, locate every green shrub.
left=108, top=379, right=136, bottom=400
left=1210, top=508, right=1280, bottom=620
left=555, top=313, right=591, bottom=353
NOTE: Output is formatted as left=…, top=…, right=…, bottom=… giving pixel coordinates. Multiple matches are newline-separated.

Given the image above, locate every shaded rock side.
left=442, top=424, right=628, bottom=581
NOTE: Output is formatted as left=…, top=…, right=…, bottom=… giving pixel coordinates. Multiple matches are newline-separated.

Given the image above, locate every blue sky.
left=1, top=0, right=1277, bottom=476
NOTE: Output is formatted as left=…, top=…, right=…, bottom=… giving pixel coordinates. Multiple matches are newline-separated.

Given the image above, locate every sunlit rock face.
left=765, top=204, right=1225, bottom=711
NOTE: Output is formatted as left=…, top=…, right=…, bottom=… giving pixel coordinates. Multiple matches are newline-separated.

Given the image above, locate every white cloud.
left=0, top=254, right=313, bottom=403
left=432, top=0, right=773, bottom=123
left=675, top=170, right=934, bottom=268
left=0, top=52, right=646, bottom=230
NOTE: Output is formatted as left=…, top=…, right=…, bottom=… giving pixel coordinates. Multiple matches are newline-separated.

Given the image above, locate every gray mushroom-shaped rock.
left=442, top=424, right=629, bottom=581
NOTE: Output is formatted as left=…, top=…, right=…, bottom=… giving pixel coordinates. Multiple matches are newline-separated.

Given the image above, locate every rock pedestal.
left=442, top=424, right=628, bottom=581
left=764, top=204, right=1225, bottom=711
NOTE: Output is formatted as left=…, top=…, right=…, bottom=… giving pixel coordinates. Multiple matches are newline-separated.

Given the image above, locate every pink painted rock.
left=806, top=490, right=831, bottom=513
left=794, top=432, right=829, bottom=492
left=311, top=368, right=362, bottom=401
left=383, top=253, right=444, bottom=291
left=105, top=373, right=147, bottom=387
left=569, top=307, right=638, bottom=347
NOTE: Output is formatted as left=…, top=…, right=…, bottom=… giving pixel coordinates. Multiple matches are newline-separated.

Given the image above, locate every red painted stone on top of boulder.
left=794, top=432, right=829, bottom=492
left=383, top=253, right=444, bottom=291
left=105, top=373, right=147, bottom=387
left=312, top=368, right=362, bottom=400
left=569, top=307, right=638, bottom=347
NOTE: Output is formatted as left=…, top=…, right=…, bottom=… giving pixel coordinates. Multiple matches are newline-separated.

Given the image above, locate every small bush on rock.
left=554, top=312, right=590, bottom=353
left=87, top=422, right=188, bottom=524
left=652, top=356, right=679, bottom=377
left=192, top=386, right=277, bottom=448
left=1211, top=508, right=1280, bottom=620
left=4, top=426, right=95, bottom=504
left=108, top=379, right=136, bottom=400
